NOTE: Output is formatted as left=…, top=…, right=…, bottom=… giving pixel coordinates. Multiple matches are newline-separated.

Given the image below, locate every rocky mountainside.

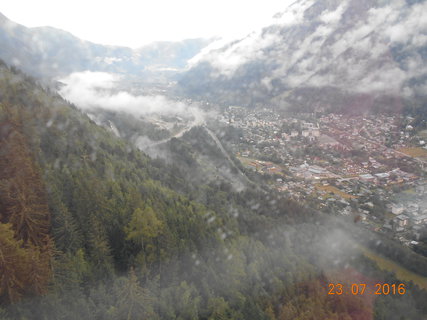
left=0, top=12, right=210, bottom=80
left=180, top=0, right=427, bottom=112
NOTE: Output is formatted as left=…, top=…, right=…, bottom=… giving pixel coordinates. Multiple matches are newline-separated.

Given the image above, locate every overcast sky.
left=1, top=0, right=294, bottom=48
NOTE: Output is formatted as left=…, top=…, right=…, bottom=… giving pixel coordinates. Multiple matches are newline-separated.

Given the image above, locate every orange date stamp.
left=328, top=283, right=406, bottom=295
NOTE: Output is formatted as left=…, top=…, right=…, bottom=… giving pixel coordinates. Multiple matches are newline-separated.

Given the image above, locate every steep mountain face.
left=87, top=109, right=251, bottom=191
left=180, top=0, right=427, bottom=111
left=0, top=12, right=210, bottom=80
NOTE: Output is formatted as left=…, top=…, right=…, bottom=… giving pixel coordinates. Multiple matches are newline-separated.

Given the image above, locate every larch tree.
left=0, top=223, right=30, bottom=304
left=0, top=104, right=52, bottom=304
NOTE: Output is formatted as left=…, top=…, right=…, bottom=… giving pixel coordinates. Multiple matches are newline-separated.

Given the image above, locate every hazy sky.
left=1, top=0, right=294, bottom=48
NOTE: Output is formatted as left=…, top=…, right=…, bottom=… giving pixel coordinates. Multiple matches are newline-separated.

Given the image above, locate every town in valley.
left=209, top=105, right=427, bottom=248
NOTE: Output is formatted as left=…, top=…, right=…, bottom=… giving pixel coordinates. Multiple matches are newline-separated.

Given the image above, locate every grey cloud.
left=319, top=3, right=347, bottom=24
left=59, top=71, right=196, bottom=117
left=191, top=31, right=281, bottom=77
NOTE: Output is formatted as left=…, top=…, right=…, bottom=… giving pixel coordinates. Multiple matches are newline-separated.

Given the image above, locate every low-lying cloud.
left=58, top=71, right=191, bottom=116
left=189, top=0, right=427, bottom=95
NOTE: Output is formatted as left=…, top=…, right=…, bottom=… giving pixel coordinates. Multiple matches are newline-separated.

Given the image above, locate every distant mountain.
left=0, top=12, right=211, bottom=80
left=180, top=0, right=427, bottom=112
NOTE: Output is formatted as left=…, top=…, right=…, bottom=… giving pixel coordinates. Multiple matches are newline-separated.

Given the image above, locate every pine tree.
left=88, top=216, right=114, bottom=280
left=49, top=185, right=82, bottom=253
left=0, top=108, right=50, bottom=247
left=125, top=207, right=164, bottom=249
left=0, top=223, right=29, bottom=304
left=0, top=105, right=52, bottom=303
left=114, top=268, right=155, bottom=320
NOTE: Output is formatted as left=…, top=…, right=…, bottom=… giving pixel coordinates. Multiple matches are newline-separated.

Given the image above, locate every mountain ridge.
left=0, top=11, right=211, bottom=80
left=179, top=0, right=427, bottom=111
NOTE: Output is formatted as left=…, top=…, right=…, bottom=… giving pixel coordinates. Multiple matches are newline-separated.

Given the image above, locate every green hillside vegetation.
left=0, top=60, right=427, bottom=319
left=360, top=246, right=427, bottom=291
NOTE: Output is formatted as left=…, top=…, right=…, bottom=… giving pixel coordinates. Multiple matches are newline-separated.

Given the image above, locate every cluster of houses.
left=386, top=202, right=427, bottom=231
left=221, top=107, right=427, bottom=244
left=290, top=162, right=339, bottom=180
left=358, top=168, right=418, bottom=186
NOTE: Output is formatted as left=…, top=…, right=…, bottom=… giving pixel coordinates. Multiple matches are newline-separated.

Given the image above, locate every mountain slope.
left=180, top=0, right=427, bottom=111
left=1, top=59, right=427, bottom=319
left=0, top=12, right=210, bottom=80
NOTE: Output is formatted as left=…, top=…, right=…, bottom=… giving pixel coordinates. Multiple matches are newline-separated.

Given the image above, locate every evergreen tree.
left=0, top=223, right=29, bottom=304
left=113, top=268, right=155, bottom=320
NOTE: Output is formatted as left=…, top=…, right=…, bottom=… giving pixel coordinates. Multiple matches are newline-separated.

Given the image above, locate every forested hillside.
left=1, top=60, right=427, bottom=319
